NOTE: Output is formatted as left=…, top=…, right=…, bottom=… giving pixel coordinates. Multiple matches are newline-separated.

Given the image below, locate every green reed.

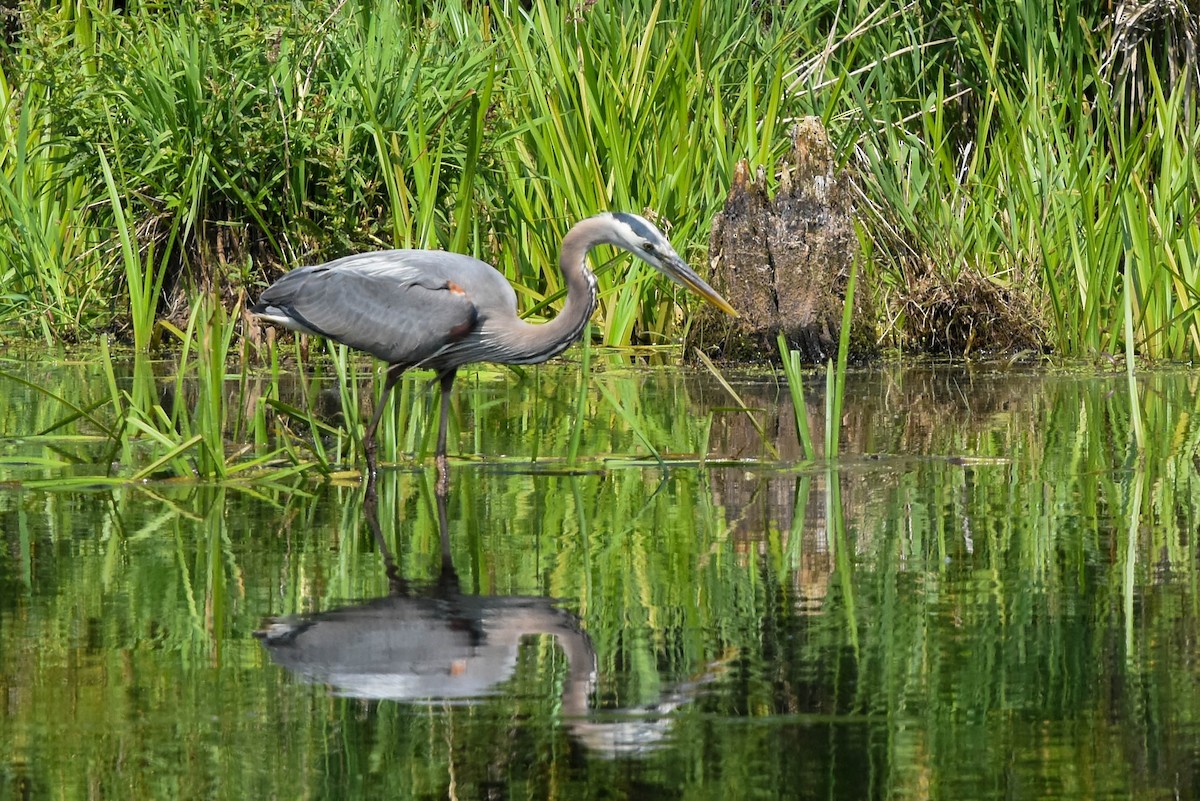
left=845, top=1, right=1200, bottom=359
left=778, top=337, right=816, bottom=461
left=484, top=0, right=804, bottom=343
left=0, top=0, right=806, bottom=347
left=3, top=0, right=1199, bottom=364
left=0, top=303, right=310, bottom=487
left=0, top=67, right=103, bottom=343
left=772, top=255, right=857, bottom=462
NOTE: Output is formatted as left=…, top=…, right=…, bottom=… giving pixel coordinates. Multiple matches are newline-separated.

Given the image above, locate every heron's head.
left=604, top=212, right=738, bottom=317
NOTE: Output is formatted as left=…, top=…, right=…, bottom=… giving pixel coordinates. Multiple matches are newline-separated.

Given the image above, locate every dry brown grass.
left=897, top=268, right=1046, bottom=357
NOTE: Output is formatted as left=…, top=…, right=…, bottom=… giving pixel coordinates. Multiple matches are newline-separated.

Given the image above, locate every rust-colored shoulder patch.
left=444, top=280, right=467, bottom=296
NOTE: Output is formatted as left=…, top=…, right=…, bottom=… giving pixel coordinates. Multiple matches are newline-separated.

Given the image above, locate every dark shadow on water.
left=255, top=470, right=717, bottom=757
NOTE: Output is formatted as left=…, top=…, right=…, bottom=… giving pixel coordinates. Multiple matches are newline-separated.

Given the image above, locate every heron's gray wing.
left=258, top=252, right=481, bottom=366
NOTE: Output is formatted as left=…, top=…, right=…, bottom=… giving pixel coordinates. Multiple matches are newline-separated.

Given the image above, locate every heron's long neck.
left=501, top=609, right=596, bottom=717
left=497, top=216, right=607, bottom=365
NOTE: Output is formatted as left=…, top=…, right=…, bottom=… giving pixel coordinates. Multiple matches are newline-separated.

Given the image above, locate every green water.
left=2, top=358, right=1199, bottom=799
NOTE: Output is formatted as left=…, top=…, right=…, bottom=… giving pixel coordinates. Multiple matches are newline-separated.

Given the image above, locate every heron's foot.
left=435, top=453, right=450, bottom=496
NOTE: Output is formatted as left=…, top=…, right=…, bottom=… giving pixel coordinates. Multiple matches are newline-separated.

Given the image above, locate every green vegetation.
left=1, top=0, right=1195, bottom=358
left=0, top=0, right=801, bottom=347
left=1, top=0, right=1197, bottom=480
left=0, top=319, right=302, bottom=485
left=775, top=255, right=855, bottom=461
left=6, top=4, right=1200, bottom=794
left=848, top=1, right=1199, bottom=358
left=0, top=328, right=740, bottom=484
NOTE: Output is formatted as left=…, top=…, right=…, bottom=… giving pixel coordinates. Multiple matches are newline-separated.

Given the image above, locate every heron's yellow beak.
left=665, top=256, right=739, bottom=317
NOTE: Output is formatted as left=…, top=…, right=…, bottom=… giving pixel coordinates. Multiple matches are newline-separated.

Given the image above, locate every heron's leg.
left=363, top=364, right=406, bottom=478
left=434, top=486, right=456, bottom=588
left=362, top=466, right=404, bottom=594
left=435, top=368, right=457, bottom=496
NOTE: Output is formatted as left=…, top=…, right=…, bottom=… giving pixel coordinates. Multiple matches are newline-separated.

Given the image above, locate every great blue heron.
left=251, top=212, right=737, bottom=480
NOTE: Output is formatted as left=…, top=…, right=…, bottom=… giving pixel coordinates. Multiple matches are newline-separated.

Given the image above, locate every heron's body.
left=253, top=248, right=591, bottom=372
left=251, top=212, right=736, bottom=484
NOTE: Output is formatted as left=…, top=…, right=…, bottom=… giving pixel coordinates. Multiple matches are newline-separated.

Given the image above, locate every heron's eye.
left=642, top=242, right=656, bottom=253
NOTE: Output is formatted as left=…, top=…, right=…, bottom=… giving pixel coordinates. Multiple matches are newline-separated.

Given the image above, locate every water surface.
left=2, top=357, right=1199, bottom=799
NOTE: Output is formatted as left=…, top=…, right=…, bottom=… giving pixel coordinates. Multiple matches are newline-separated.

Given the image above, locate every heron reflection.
left=256, top=477, right=714, bottom=756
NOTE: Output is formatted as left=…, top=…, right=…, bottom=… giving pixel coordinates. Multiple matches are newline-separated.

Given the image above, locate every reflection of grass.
left=5, top=1, right=1197, bottom=362
left=6, top=368, right=1200, bottom=796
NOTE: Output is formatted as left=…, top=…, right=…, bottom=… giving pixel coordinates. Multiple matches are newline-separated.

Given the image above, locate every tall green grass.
left=484, top=0, right=802, bottom=343
left=0, top=60, right=105, bottom=342
left=1, top=0, right=1197, bottom=360
left=0, top=0, right=804, bottom=348
left=845, top=0, right=1200, bottom=359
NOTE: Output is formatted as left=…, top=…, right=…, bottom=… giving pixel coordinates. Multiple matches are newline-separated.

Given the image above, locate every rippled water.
left=2, top=357, right=1199, bottom=799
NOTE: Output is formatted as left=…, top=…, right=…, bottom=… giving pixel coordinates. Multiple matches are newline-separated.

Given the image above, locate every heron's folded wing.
left=280, top=266, right=479, bottom=366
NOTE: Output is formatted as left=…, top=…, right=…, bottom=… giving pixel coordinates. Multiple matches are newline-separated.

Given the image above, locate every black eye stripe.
left=612, top=212, right=656, bottom=241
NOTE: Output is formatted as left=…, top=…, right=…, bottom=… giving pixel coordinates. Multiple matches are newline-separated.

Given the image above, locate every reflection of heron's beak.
left=663, top=256, right=739, bottom=317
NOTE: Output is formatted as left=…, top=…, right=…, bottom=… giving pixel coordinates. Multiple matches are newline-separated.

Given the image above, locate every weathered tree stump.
left=689, top=117, right=875, bottom=363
